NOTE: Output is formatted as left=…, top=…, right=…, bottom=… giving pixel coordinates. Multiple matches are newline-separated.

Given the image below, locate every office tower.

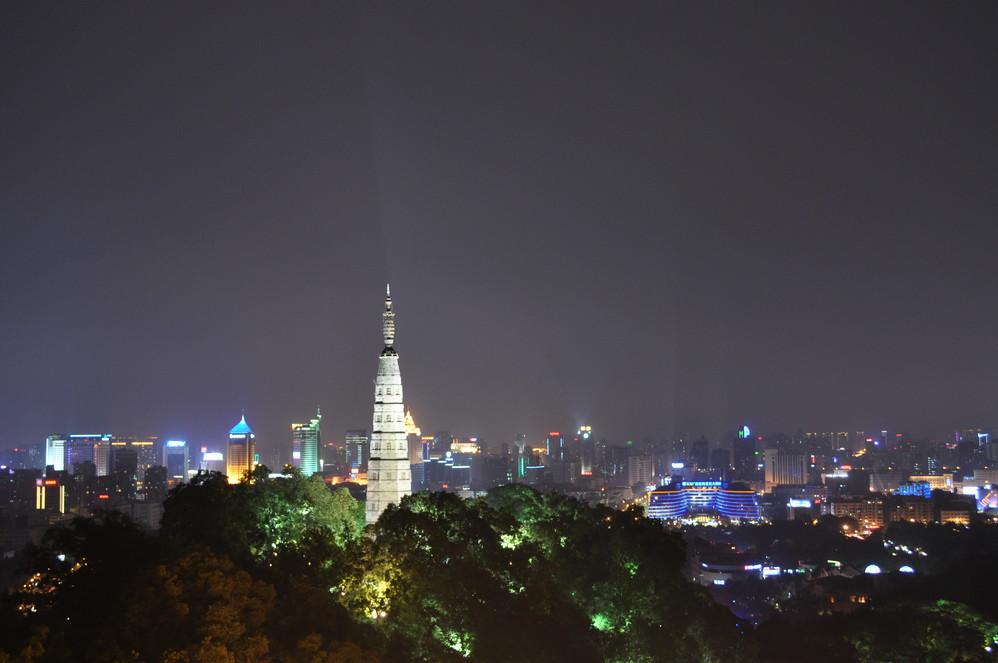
left=710, top=448, right=731, bottom=477
left=143, top=466, right=168, bottom=502
left=226, top=414, right=255, bottom=483
left=405, top=410, right=423, bottom=465
left=163, top=441, right=189, bottom=482
left=45, top=435, right=67, bottom=471
left=64, top=434, right=112, bottom=475
left=35, top=477, right=65, bottom=513
left=690, top=437, right=709, bottom=472
left=109, top=442, right=139, bottom=499
left=546, top=432, right=565, bottom=462
left=344, top=429, right=369, bottom=476
left=577, top=426, right=595, bottom=475
left=432, top=431, right=454, bottom=456
left=627, top=455, right=655, bottom=488
left=366, top=285, right=411, bottom=525
left=291, top=408, right=322, bottom=476
left=732, top=426, right=756, bottom=478
left=763, top=449, right=807, bottom=491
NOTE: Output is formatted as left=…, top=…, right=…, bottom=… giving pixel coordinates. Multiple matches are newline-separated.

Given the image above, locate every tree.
left=116, top=549, right=276, bottom=663
left=161, top=468, right=364, bottom=581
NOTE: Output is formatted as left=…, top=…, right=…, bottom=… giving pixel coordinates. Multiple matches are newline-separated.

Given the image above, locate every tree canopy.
left=2, top=477, right=996, bottom=663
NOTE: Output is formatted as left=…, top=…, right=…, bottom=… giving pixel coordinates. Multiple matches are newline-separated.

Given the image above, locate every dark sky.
left=2, top=1, right=997, bottom=456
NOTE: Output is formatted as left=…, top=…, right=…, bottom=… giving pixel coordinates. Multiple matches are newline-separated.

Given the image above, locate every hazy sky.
left=2, top=1, right=997, bottom=456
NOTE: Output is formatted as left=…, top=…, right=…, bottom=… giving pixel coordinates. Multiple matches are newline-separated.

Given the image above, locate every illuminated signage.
left=788, top=499, right=811, bottom=508
left=203, top=452, right=224, bottom=462
left=167, top=440, right=186, bottom=447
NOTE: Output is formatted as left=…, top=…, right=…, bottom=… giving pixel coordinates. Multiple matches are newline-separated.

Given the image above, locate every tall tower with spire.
left=227, top=413, right=255, bottom=484
left=366, top=284, right=411, bottom=524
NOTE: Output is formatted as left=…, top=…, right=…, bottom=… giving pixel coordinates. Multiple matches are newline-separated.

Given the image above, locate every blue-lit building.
left=647, top=481, right=761, bottom=522
left=163, top=440, right=189, bottom=482
left=715, top=486, right=762, bottom=520
left=647, top=484, right=688, bottom=519
left=895, top=481, right=932, bottom=498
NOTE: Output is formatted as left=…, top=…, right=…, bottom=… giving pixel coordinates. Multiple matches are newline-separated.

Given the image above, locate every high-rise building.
left=577, top=425, right=595, bottom=475
left=291, top=408, right=322, bottom=476
left=64, top=434, right=112, bottom=475
left=732, top=426, right=756, bottom=478
left=163, top=440, right=190, bottom=482
left=227, top=414, right=255, bottom=483
left=710, top=448, right=731, bottom=477
left=627, top=455, right=655, bottom=488
left=344, top=429, right=369, bottom=476
left=405, top=410, right=423, bottom=465
left=763, top=448, right=807, bottom=491
left=366, top=285, right=411, bottom=525
left=45, top=434, right=67, bottom=471
left=690, top=437, right=709, bottom=471
left=546, top=432, right=566, bottom=462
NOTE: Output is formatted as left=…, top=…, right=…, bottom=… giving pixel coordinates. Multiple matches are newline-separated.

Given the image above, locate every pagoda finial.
left=383, top=285, right=395, bottom=347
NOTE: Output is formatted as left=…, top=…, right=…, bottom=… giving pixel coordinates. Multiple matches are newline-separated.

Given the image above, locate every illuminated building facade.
left=65, top=434, right=112, bottom=475
left=163, top=440, right=189, bottom=482
left=577, top=425, right=595, bottom=475
left=366, top=285, right=411, bottom=525
left=627, top=455, right=655, bottom=487
left=345, top=429, right=369, bottom=476
left=45, top=434, right=67, bottom=471
left=546, top=432, right=565, bottom=462
left=291, top=409, right=322, bottom=476
left=646, top=485, right=688, bottom=519
left=828, top=498, right=885, bottom=529
left=405, top=410, right=423, bottom=465
left=226, top=414, right=255, bottom=483
left=35, top=477, right=65, bottom=513
left=646, top=481, right=761, bottom=522
left=763, top=448, right=807, bottom=491
left=715, top=485, right=762, bottom=520
left=732, top=425, right=756, bottom=478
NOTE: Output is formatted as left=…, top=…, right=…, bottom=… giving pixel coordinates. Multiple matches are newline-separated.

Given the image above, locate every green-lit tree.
left=335, top=486, right=753, bottom=663
left=161, top=467, right=364, bottom=583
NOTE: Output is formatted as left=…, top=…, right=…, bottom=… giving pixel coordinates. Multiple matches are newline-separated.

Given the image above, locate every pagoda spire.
left=383, top=283, right=395, bottom=347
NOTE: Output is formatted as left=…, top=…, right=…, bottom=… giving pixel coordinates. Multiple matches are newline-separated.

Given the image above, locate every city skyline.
left=2, top=3, right=997, bottom=453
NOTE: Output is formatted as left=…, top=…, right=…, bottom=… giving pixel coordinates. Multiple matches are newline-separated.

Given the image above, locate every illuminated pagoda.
left=226, top=413, right=255, bottom=484
left=365, top=285, right=411, bottom=525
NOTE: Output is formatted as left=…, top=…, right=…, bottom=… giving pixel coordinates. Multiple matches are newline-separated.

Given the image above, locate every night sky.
left=2, top=2, right=997, bottom=457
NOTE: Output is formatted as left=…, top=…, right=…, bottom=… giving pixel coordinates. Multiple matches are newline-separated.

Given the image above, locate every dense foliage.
left=1, top=473, right=995, bottom=662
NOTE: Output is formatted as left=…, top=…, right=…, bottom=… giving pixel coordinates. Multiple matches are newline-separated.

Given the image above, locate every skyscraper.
left=366, top=285, right=411, bottom=525
left=227, top=414, right=255, bottom=483
left=291, top=408, right=322, bottom=476
left=45, top=434, right=66, bottom=471
left=163, top=440, right=189, bottom=483
left=344, top=429, right=369, bottom=475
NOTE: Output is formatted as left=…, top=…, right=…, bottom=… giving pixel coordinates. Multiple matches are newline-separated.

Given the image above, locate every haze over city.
left=2, top=2, right=997, bottom=456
